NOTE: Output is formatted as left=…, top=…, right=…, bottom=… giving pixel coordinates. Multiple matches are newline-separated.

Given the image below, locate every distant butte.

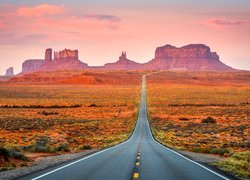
left=22, top=48, right=88, bottom=73
left=104, top=51, right=141, bottom=70
left=5, top=67, right=14, bottom=76
left=143, top=44, right=233, bottom=71
left=20, top=44, right=234, bottom=74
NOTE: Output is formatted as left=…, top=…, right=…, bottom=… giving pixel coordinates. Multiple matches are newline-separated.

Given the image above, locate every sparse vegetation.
left=0, top=75, right=141, bottom=169
left=38, top=111, right=59, bottom=116
left=146, top=71, right=250, bottom=179
left=201, top=116, right=216, bottom=124
left=215, top=151, right=250, bottom=178
left=179, top=117, right=189, bottom=121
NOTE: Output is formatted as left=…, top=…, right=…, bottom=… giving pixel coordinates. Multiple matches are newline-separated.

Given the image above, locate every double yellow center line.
left=132, top=139, right=142, bottom=180
left=133, top=150, right=141, bottom=179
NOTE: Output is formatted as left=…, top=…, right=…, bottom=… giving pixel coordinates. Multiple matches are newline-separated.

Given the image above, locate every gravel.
left=0, top=150, right=97, bottom=180
left=177, top=150, right=224, bottom=164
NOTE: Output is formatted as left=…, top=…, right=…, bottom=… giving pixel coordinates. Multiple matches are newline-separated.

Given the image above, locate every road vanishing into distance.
left=20, top=75, right=231, bottom=180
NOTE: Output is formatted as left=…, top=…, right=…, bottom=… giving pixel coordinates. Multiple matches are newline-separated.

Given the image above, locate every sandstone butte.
left=5, top=67, right=14, bottom=76
left=20, top=44, right=234, bottom=74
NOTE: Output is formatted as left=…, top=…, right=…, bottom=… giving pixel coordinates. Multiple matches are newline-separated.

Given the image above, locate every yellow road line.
left=136, top=162, right=140, bottom=166
left=133, top=173, right=139, bottom=179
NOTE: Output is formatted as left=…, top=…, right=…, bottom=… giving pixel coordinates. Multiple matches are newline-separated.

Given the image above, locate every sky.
left=0, top=0, right=250, bottom=74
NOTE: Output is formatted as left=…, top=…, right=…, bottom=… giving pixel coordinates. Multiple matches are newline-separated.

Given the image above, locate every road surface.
left=20, top=75, right=231, bottom=180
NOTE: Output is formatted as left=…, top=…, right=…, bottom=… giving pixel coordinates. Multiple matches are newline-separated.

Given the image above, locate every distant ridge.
left=19, top=44, right=234, bottom=74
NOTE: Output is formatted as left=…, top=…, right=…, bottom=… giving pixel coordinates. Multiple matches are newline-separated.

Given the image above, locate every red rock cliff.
left=144, top=44, right=233, bottom=70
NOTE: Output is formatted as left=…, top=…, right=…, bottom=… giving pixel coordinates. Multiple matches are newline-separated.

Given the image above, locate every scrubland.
left=0, top=71, right=141, bottom=170
left=147, top=71, right=250, bottom=178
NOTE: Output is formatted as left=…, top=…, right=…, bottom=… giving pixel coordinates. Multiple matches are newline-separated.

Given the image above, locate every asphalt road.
left=20, top=75, right=231, bottom=180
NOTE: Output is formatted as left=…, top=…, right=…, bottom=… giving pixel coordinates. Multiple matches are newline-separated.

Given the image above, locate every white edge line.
left=32, top=110, right=141, bottom=180
left=32, top=77, right=145, bottom=180
left=143, top=75, right=230, bottom=180
left=33, top=76, right=230, bottom=180
left=32, top=141, right=127, bottom=180
left=145, top=106, right=230, bottom=180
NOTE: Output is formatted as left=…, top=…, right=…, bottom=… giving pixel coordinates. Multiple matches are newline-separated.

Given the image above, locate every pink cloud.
left=0, top=5, right=121, bottom=45
left=84, top=15, right=120, bottom=22
left=206, top=18, right=247, bottom=26
left=16, top=4, right=65, bottom=17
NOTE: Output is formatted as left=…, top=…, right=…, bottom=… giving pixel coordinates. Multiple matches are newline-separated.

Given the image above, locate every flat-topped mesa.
left=144, top=44, right=233, bottom=70
left=155, top=44, right=219, bottom=60
left=54, top=49, right=78, bottom=61
left=22, top=59, right=44, bottom=73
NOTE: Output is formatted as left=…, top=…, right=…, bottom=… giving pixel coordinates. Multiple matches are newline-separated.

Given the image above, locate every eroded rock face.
left=45, top=48, right=52, bottom=63
left=20, top=44, right=234, bottom=74
left=144, top=44, right=233, bottom=70
left=54, top=49, right=78, bottom=61
left=22, top=60, right=44, bottom=73
left=104, top=52, right=141, bottom=70
left=5, top=67, right=14, bottom=76
left=155, top=44, right=219, bottom=60
left=21, top=48, right=88, bottom=73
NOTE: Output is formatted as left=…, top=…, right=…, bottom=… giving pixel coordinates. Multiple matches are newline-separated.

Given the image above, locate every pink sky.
left=0, top=2, right=250, bottom=74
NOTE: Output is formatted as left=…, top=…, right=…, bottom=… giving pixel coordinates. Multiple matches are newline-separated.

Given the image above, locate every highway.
left=20, top=75, right=231, bottom=180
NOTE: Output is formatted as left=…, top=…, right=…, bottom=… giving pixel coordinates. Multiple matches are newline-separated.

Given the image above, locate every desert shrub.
left=88, top=104, right=97, bottom=107
left=0, top=147, right=10, bottom=161
left=9, top=151, right=28, bottom=161
left=0, top=147, right=28, bottom=161
left=51, top=144, right=70, bottom=152
left=215, top=151, right=250, bottom=178
left=201, top=116, right=216, bottom=123
left=81, top=145, right=92, bottom=150
left=56, top=144, right=69, bottom=151
left=179, top=117, right=189, bottom=121
left=38, top=111, right=59, bottom=116
left=192, top=147, right=210, bottom=153
left=34, top=137, right=50, bottom=152
left=35, top=146, right=49, bottom=153
left=210, top=148, right=229, bottom=155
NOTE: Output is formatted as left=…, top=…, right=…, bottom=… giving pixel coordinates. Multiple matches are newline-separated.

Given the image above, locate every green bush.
left=35, top=146, right=49, bottom=153
left=192, top=147, right=210, bottom=153
left=81, top=145, right=92, bottom=150
left=201, top=116, right=216, bottom=123
left=210, top=148, right=229, bottom=155
left=0, top=147, right=28, bottom=161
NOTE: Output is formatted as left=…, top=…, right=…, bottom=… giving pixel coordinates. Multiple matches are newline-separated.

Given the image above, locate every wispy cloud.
left=0, top=4, right=122, bottom=45
left=84, top=14, right=120, bottom=22
left=16, top=4, right=65, bottom=17
left=206, top=18, right=247, bottom=26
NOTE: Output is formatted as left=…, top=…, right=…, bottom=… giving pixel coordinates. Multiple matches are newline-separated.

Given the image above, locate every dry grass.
left=0, top=78, right=141, bottom=169
left=147, top=71, right=250, bottom=178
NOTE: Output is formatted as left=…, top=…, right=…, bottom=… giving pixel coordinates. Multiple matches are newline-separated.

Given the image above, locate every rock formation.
left=21, top=48, right=88, bottom=74
left=42, top=48, right=87, bottom=71
left=143, top=44, right=233, bottom=70
left=104, top=51, right=141, bottom=70
left=20, top=44, right=234, bottom=74
left=45, top=48, right=52, bottom=63
left=5, top=67, right=14, bottom=76
left=54, top=49, right=78, bottom=61
left=22, top=59, right=44, bottom=73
